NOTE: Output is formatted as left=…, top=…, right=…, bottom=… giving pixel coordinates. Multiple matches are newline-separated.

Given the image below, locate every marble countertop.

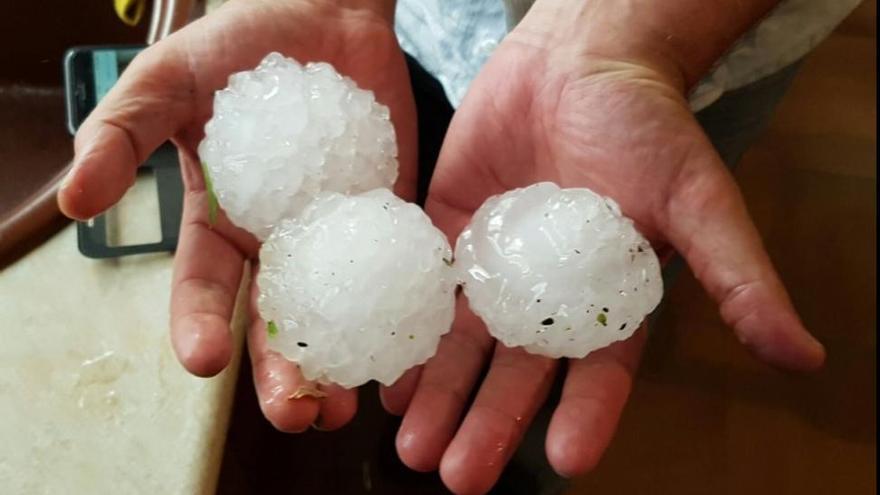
left=0, top=175, right=247, bottom=493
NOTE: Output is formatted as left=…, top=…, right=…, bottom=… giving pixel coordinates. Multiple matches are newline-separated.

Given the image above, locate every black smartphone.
left=62, top=45, right=183, bottom=258
left=64, top=45, right=144, bottom=134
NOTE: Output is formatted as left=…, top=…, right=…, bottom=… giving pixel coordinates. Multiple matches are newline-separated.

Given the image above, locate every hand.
left=57, top=0, right=417, bottom=432
left=379, top=6, right=826, bottom=494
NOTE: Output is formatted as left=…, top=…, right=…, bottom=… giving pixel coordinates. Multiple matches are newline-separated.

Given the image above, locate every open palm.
left=58, top=0, right=416, bottom=432
left=382, top=37, right=826, bottom=494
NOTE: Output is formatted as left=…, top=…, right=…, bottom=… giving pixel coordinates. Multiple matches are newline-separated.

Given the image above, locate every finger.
left=545, top=327, right=646, bottom=477
left=439, top=346, right=558, bottom=495
left=311, top=383, right=358, bottom=431
left=386, top=69, right=419, bottom=204
left=396, top=302, right=494, bottom=472
left=661, top=154, right=825, bottom=370
left=380, top=366, right=422, bottom=416
left=58, top=43, right=193, bottom=220
left=169, top=190, right=244, bottom=377
left=169, top=146, right=261, bottom=377
left=247, top=276, right=320, bottom=433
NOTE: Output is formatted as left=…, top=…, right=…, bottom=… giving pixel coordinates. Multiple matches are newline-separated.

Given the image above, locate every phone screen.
left=91, top=47, right=140, bottom=102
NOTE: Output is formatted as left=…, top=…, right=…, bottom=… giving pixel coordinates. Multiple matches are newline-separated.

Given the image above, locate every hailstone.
left=198, top=52, right=398, bottom=240
left=455, top=182, right=663, bottom=359
left=257, top=189, right=456, bottom=388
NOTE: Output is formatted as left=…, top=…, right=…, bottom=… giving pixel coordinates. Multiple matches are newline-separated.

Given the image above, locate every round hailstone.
left=198, top=52, right=398, bottom=240
left=455, top=182, right=663, bottom=359
left=257, top=189, right=456, bottom=388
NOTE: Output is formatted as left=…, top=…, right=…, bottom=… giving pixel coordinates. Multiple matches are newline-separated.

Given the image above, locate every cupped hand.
left=380, top=22, right=826, bottom=495
left=57, top=0, right=417, bottom=432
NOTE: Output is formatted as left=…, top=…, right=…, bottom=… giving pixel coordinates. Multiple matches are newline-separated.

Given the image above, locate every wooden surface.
left=567, top=2, right=876, bottom=494
left=0, top=87, right=71, bottom=268
left=0, top=0, right=148, bottom=267
left=0, top=184, right=246, bottom=495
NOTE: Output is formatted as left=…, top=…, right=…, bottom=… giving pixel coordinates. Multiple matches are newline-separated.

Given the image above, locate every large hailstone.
left=257, top=189, right=456, bottom=388
left=198, top=52, right=398, bottom=240
left=456, top=182, right=663, bottom=359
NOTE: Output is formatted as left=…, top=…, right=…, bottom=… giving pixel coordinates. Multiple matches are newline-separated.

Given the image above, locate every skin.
left=57, top=0, right=826, bottom=493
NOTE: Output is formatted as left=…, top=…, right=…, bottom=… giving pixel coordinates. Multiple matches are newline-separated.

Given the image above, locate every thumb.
left=58, top=42, right=193, bottom=220
left=661, top=149, right=825, bottom=371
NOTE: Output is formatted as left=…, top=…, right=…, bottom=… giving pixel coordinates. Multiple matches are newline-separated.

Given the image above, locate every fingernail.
left=311, top=417, right=328, bottom=432
left=310, top=409, right=329, bottom=431
left=63, top=128, right=104, bottom=191
left=59, top=164, right=77, bottom=191
left=804, top=337, right=827, bottom=367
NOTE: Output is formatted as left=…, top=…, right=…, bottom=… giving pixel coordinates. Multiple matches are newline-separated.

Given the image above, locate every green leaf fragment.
left=267, top=320, right=279, bottom=338
left=596, top=313, right=607, bottom=326
left=201, top=162, right=219, bottom=226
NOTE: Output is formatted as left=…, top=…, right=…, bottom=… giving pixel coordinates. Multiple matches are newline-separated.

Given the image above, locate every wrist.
left=512, top=0, right=779, bottom=92
left=320, top=0, right=396, bottom=25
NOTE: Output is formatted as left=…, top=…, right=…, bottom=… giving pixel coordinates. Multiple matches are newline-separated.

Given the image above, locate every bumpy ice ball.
left=198, top=52, right=398, bottom=240
left=455, top=182, right=663, bottom=359
left=257, top=189, right=456, bottom=388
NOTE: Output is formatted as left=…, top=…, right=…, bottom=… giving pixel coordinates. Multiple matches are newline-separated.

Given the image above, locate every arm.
left=514, top=0, right=780, bottom=90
